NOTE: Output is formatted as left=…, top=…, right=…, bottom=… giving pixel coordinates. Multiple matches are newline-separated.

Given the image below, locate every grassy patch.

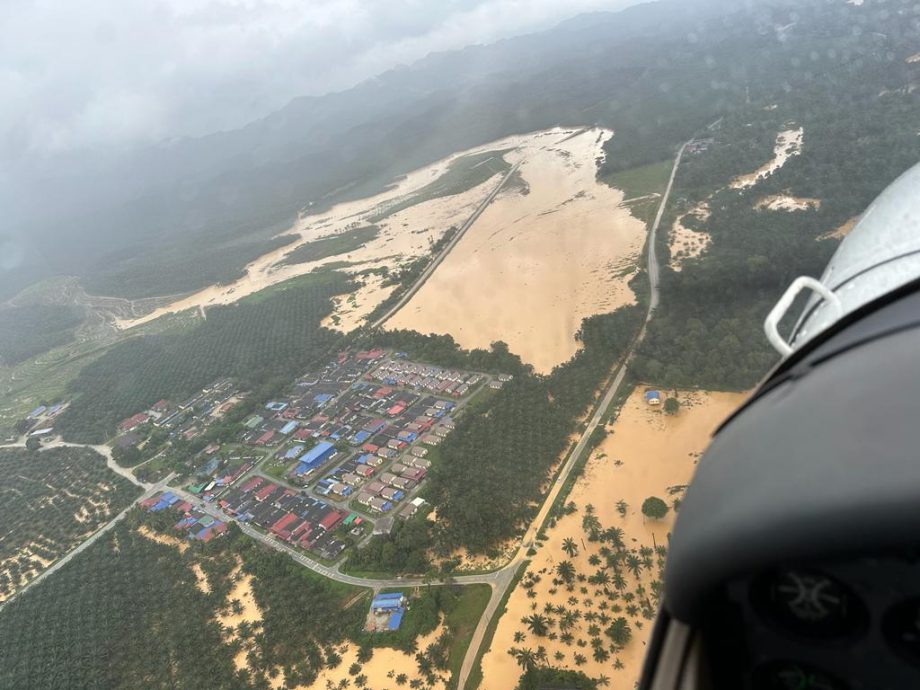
left=238, top=269, right=350, bottom=305
left=278, top=225, right=379, bottom=267
left=262, top=456, right=295, bottom=481
left=369, top=149, right=511, bottom=222
left=445, top=584, right=493, bottom=684
left=605, top=159, right=672, bottom=200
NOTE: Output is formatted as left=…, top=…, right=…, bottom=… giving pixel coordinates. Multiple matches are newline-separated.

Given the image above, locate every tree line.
left=55, top=272, right=351, bottom=442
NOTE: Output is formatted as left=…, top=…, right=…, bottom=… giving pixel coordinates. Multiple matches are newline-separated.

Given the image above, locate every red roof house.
left=118, top=412, right=149, bottom=432
left=254, top=482, right=278, bottom=501
left=271, top=512, right=298, bottom=536
left=319, top=511, right=344, bottom=531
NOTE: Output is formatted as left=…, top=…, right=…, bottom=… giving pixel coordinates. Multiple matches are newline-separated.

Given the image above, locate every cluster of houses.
left=118, top=349, right=497, bottom=563
left=238, top=352, right=379, bottom=448
left=217, top=475, right=360, bottom=560
left=367, top=359, right=484, bottom=398
left=140, top=491, right=229, bottom=542
left=116, top=378, right=243, bottom=445
left=232, top=350, right=485, bottom=520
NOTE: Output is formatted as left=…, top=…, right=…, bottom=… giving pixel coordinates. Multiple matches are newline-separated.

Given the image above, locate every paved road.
left=369, top=162, right=521, bottom=330
left=647, top=140, right=689, bottom=314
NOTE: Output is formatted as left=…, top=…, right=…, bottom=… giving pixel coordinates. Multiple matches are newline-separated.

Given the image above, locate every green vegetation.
left=604, top=160, right=671, bottom=201
left=369, top=150, right=511, bottom=222
left=663, top=397, right=680, bottom=415
left=0, top=447, right=141, bottom=602
left=84, top=233, right=295, bottom=300
left=344, top=513, right=433, bottom=574
left=603, top=2, right=920, bottom=392
left=426, top=305, right=643, bottom=554
left=240, top=539, right=367, bottom=684
left=278, top=225, right=379, bottom=267
left=641, top=496, right=669, bottom=520
left=367, top=330, right=528, bottom=376
left=0, top=512, right=368, bottom=690
left=631, top=91, right=918, bottom=389
left=55, top=271, right=351, bottom=442
left=514, top=667, right=598, bottom=690
left=356, top=583, right=491, bottom=687
left=354, top=303, right=643, bottom=564
left=442, top=585, right=493, bottom=683
left=0, top=305, right=84, bottom=365
left=0, top=523, right=245, bottom=690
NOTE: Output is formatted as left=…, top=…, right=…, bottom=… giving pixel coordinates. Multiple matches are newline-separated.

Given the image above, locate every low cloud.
left=1, top=0, right=640, bottom=160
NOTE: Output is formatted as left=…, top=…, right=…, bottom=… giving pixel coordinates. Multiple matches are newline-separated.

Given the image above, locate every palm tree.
left=509, top=647, right=537, bottom=671
left=597, top=675, right=611, bottom=687
left=559, top=610, right=579, bottom=631
left=513, top=631, right=525, bottom=643
left=588, top=553, right=601, bottom=566
left=612, top=571, right=626, bottom=591
left=562, top=537, right=579, bottom=558
left=604, top=527, right=625, bottom=550
left=626, top=554, right=642, bottom=578
left=590, top=570, right=611, bottom=586
left=606, top=616, right=632, bottom=648
left=522, top=614, right=550, bottom=637
left=616, top=499, right=628, bottom=517
left=556, top=560, right=576, bottom=583
left=582, top=514, right=601, bottom=534
left=534, top=646, right=548, bottom=665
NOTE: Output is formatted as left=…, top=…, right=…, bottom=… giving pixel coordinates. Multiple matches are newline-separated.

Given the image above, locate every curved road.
left=1, top=139, right=690, bottom=685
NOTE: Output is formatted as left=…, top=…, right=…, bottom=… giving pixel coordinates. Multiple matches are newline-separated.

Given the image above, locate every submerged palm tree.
left=522, top=614, right=550, bottom=636
left=556, top=560, right=576, bottom=583
left=606, top=616, right=632, bottom=648
left=562, top=537, right=579, bottom=558
left=509, top=647, right=537, bottom=671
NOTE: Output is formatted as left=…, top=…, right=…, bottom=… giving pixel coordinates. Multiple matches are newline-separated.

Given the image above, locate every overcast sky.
left=1, top=0, right=643, bottom=161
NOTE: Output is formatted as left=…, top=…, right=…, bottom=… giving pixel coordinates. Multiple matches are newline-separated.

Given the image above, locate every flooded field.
left=386, top=127, right=646, bottom=373
left=477, top=387, right=747, bottom=689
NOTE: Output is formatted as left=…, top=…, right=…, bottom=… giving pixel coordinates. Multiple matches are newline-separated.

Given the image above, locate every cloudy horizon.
left=1, top=0, right=645, bottom=162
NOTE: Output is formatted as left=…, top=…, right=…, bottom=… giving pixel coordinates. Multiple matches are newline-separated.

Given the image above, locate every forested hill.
left=5, top=0, right=895, bottom=302
left=630, top=0, right=920, bottom=390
